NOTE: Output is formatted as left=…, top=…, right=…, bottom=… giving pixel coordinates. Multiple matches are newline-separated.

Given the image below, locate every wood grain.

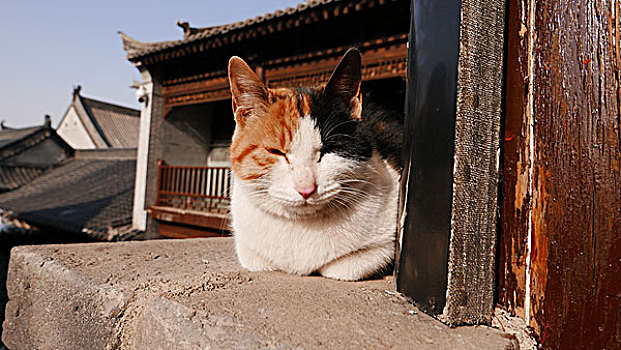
left=501, top=1, right=621, bottom=348
left=497, top=0, right=530, bottom=320
left=445, top=0, right=506, bottom=326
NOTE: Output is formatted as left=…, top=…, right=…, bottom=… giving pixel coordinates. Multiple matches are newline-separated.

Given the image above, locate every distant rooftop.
left=0, top=119, right=74, bottom=193
left=58, top=86, right=141, bottom=149
left=0, top=115, right=53, bottom=153
left=79, top=95, right=140, bottom=148
left=0, top=126, right=45, bottom=149
left=0, top=154, right=139, bottom=241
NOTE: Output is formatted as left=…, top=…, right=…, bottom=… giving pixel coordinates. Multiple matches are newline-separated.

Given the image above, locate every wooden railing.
left=156, top=161, right=231, bottom=214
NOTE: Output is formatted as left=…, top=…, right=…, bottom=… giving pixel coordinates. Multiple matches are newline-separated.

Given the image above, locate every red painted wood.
left=155, top=162, right=231, bottom=215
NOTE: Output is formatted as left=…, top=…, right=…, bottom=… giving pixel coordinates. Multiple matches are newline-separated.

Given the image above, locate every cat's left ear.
left=228, top=56, right=269, bottom=126
left=325, top=48, right=363, bottom=119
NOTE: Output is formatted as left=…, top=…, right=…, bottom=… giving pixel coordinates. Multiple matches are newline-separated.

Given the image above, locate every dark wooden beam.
left=397, top=0, right=461, bottom=319
left=397, top=0, right=506, bottom=326
left=497, top=0, right=530, bottom=320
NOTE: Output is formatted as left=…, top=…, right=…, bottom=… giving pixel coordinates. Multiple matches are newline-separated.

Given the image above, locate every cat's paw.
left=235, top=242, right=274, bottom=271
left=318, top=244, right=394, bottom=281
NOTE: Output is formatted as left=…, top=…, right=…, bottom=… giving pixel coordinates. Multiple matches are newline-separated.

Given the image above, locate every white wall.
left=207, top=145, right=231, bottom=167
left=57, top=106, right=96, bottom=149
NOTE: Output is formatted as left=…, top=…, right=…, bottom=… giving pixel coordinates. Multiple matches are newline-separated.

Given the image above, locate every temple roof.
left=0, top=126, right=46, bottom=150
left=119, top=0, right=370, bottom=61
left=79, top=96, right=140, bottom=148
left=58, top=86, right=140, bottom=149
left=0, top=120, right=73, bottom=164
left=0, top=120, right=74, bottom=193
left=0, top=150, right=139, bottom=241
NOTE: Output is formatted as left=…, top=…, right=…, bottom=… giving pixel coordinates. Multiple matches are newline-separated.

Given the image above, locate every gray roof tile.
left=0, top=157, right=138, bottom=240
left=0, top=126, right=44, bottom=149
left=80, top=97, right=140, bottom=148
left=0, top=165, right=48, bottom=193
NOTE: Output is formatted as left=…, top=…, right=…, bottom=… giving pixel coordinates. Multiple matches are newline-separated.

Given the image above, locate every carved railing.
left=156, top=161, right=231, bottom=214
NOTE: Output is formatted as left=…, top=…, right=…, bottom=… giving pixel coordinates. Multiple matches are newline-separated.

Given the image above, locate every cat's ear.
left=228, top=56, right=269, bottom=126
left=325, top=48, right=363, bottom=119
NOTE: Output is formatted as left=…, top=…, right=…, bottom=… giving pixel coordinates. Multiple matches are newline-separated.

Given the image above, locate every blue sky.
left=0, top=0, right=302, bottom=127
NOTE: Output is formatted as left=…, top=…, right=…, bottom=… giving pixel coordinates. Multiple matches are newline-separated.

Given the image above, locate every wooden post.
left=499, top=1, right=621, bottom=348
left=397, top=0, right=506, bottom=326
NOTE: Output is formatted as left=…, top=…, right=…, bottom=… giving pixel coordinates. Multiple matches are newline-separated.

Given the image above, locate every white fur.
left=231, top=116, right=399, bottom=281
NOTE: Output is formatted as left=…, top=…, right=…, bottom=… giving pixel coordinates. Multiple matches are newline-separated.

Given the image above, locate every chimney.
left=44, top=115, right=52, bottom=128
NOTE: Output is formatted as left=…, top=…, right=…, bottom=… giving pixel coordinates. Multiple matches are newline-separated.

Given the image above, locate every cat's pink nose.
left=296, top=184, right=317, bottom=199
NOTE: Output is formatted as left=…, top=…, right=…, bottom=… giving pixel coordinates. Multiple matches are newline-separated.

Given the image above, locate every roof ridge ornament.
left=118, top=30, right=183, bottom=59
left=176, top=21, right=199, bottom=39
left=118, top=31, right=155, bottom=57
left=118, top=31, right=146, bottom=49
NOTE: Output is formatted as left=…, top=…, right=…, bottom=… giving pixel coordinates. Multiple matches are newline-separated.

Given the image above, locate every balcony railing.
left=156, top=161, right=231, bottom=214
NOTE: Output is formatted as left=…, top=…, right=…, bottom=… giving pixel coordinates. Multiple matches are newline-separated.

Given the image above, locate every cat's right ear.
left=228, top=56, right=268, bottom=126
left=324, top=49, right=363, bottom=120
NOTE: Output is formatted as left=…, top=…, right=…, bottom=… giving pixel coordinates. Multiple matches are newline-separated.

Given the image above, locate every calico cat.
left=227, top=49, right=402, bottom=281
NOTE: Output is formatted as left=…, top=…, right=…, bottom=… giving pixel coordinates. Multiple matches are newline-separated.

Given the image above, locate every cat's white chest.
left=230, top=155, right=399, bottom=279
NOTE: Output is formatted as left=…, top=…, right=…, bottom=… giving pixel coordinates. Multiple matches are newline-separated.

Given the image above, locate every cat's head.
left=228, top=49, right=373, bottom=217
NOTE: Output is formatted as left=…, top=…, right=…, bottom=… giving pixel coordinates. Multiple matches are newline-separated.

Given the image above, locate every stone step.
left=2, top=238, right=518, bottom=349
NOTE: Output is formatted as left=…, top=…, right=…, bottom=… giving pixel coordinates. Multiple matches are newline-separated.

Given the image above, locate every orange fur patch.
left=300, top=94, right=312, bottom=116
left=230, top=88, right=303, bottom=180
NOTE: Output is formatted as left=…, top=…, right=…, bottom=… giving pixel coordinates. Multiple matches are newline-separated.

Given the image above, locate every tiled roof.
left=0, top=123, right=74, bottom=193
left=0, top=123, right=73, bottom=164
left=0, top=165, right=48, bottom=193
left=0, top=126, right=44, bottom=149
left=0, top=154, right=138, bottom=241
left=80, top=96, right=140, bottom=148
left=120, top=0, right=339, bottom=60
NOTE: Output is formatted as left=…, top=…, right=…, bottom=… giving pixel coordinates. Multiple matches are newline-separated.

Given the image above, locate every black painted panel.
left=397, top=0, right=461, bottom=315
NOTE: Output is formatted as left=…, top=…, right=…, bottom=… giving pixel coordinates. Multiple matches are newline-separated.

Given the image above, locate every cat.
left=227, top=48, right=402, bottom=281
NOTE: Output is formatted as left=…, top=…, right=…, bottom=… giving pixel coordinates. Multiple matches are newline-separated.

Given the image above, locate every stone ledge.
left=2, top=238, right=518, bottom=349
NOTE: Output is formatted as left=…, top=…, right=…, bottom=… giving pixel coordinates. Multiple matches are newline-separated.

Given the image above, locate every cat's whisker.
left=320, top=117, right=357, bottom=137
left=323, top=133, right=357, bottom=143
left=338, top=178, right=378, bottom=188
left=331, top=197, right=360, bottom=212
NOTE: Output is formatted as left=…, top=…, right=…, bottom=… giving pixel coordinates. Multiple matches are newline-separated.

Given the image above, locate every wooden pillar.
left=397, top=0, right=506, bottom=326
left=499, top=0, right=621, bottom=348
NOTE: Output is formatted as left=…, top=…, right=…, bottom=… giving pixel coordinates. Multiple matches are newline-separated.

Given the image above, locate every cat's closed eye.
left=266, top=148, right=287, bottom=157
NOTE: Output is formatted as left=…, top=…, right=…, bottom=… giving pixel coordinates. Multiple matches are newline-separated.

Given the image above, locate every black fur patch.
left=296, top=87, right=403, bottom=170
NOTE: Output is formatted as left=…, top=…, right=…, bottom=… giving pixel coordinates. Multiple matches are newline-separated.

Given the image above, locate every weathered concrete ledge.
left=2, top=238, right=518, bottom=349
